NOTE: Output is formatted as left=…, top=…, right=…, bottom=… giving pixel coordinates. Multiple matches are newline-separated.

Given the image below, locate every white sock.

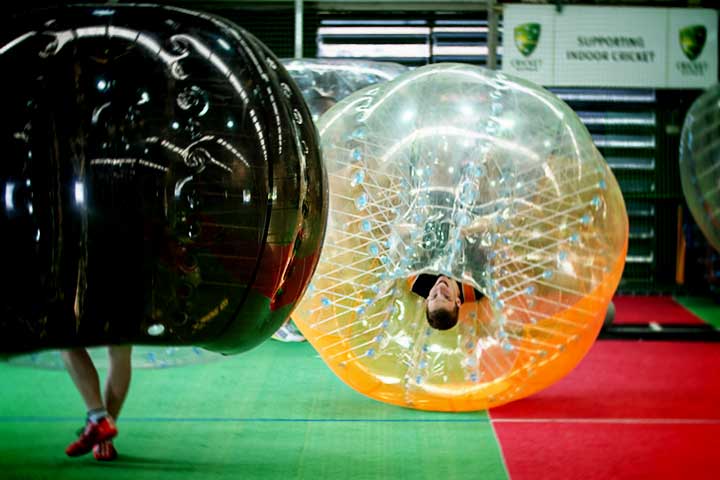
left=87, top=408, right=108, bottom=424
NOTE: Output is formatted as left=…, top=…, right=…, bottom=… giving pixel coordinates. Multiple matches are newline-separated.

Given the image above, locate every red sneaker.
left=93, top=440, right=118, bottom=461
left=65, top=417, right=118, bottom=457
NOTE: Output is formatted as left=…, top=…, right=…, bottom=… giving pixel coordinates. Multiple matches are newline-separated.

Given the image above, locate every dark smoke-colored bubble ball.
left=0, top=5, right=327, bottom=355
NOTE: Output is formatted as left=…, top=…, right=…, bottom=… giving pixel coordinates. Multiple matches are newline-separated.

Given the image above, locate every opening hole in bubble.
left=171, top=62, right=188, bottom=80
left=187, top=148, right=211, bottom=169
left=176, top=282, right=195, bottom=301
left=186, top=222, right=201, bottom=239
left=302, top=201, right=309, bottom=217
left=182, top=253, right=198, bottom=271
left=173, top=312, right=190, bottom=326
left=169, top=36, right=191, bottom=55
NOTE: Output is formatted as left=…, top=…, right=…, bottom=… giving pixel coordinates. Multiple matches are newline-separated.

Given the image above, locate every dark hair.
left=426, top=305, right=460, bottom=330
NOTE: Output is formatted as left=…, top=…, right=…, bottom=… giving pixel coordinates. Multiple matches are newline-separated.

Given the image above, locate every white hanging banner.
left=501, top=5, right=718, bottom=89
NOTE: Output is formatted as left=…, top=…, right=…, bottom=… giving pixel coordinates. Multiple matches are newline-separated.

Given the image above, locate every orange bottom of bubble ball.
left=299, top=242, right=626, bottom=412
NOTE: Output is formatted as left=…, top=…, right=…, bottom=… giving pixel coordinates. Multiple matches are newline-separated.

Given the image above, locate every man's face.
left=426, top=275, right=461, bottom=313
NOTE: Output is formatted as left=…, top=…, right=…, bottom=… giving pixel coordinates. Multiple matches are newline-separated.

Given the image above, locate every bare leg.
left=63, top=347, right=123, bottom=459
left=104, top=345, right=132, bottom=420
left=61, top=348, right=103, bottom=412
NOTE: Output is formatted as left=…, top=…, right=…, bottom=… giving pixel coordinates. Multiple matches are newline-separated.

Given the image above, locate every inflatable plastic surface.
left=680, top=83, right=720, bottom=253
left=294, top=64, right=628, bottom=411
left=0, top=5, right=326, bottom=355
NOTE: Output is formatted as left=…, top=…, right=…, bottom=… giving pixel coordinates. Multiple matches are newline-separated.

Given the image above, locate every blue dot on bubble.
left=361, top=220, right=371, bottom=232
left=355, top=194, right=368, bottom=210
left=352, top=148, right=362, bottom=161
left=321, top=297, right=331, bottom=306
left=352, top=170, right=365, bottom=187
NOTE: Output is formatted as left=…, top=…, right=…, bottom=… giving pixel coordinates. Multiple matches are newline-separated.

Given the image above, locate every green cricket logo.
left=514, top=23, right=541, bottom=57
left=680, top=25, right=706, bottom=61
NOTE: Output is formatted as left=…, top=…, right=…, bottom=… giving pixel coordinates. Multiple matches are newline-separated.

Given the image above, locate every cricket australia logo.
left=680, top=25, right=706, bottom=61
left=514, top=23, right=541, bottom=57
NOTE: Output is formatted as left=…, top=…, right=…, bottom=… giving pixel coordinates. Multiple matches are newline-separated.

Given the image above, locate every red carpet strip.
left=611, top=295, right=704, bottom=326
left=490, top=341, right=720, bottom=479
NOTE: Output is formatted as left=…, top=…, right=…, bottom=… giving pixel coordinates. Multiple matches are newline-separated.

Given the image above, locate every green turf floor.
left=0, top=341, right=509, bottom=480
left=675, top=296, right=720, bottom=329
